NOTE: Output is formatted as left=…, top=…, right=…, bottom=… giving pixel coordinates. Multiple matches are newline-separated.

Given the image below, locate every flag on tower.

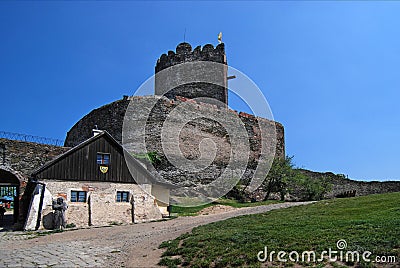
left=218, top=32, right=222, bottom=44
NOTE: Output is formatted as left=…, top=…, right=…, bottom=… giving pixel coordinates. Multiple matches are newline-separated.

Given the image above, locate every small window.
left=97, top=153, right=110, bottom=165
left=116, top=191, right=129, bottom=202
left=71, top=191, right=87, bottom=202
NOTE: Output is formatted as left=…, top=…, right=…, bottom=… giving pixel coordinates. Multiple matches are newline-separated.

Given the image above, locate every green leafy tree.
left=298, top=175, right=332, bottom=201
left=263, top=156, right=295, bottom=201
left=263, top=156, right=332, bottom=201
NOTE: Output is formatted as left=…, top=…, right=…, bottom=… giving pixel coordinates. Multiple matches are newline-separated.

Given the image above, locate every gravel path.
left=0, top=201, right=314, bottom=267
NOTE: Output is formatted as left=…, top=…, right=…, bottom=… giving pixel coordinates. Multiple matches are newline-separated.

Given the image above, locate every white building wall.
left=36, top=180, right=163, bottom=228
left=151, top=184, right=170, bottom=216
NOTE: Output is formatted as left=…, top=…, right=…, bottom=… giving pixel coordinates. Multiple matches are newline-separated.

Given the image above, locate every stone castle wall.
left=327, top=175, right=400, bottom=198
left=155, top=43, right=228, bottom=106
left=64, top=98, right=130, bottom=147
left=64, top=95, right=285, bottom=187
left=0, top=138, right=69, bottom=178
left=155, top=43, right=226, bottom=73
left=299, top=170, right=400, bottom=198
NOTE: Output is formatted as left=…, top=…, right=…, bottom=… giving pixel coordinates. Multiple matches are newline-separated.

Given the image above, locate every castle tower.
left=154, top=42, right=228, bottom=107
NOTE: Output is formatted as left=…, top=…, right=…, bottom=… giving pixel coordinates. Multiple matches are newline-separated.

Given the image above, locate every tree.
left=262, top=156, right=332, bottom=201
left=297, top=175, right=332, bottom=201
left=263, top=156, right=295, bottom=201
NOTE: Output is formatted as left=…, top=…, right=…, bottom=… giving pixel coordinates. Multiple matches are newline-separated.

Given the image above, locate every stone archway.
left=0, top=166, right=25, bottom=225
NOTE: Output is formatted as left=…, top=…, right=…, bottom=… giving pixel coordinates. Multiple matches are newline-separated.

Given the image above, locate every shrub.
left=263, top=156, right=332, bottom=201
left=65, top=223, right=76, bottom=228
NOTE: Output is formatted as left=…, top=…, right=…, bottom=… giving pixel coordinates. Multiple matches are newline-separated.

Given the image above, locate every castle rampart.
left=64, top=95, right=285, bottom=186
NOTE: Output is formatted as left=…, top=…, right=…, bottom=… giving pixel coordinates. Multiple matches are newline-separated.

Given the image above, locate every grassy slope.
left=160, top=192, right=400, bottom=267
left=170, top=199, right=280, bottom=216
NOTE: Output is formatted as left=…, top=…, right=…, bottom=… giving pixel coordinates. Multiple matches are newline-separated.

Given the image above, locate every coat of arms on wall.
left=99, top=166, right=108, bottom=174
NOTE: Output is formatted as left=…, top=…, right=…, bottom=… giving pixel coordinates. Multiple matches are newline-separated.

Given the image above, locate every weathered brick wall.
left=40, top=180, right=162, bottom=228
left=64, top=96, right=285, bottom=187
left=0, top=138, right=69, bottom=182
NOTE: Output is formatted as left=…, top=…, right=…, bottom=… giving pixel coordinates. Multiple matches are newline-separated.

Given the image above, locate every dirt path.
left=120, top=201, right=314, bottom=267
left=2, top=201, right=313, bottom=267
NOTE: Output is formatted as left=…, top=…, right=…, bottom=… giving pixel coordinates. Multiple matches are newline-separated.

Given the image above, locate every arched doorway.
left=0, top=167, right=24, bottom=228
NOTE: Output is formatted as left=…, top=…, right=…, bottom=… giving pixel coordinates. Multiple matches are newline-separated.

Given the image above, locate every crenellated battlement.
left=154, top=42, right=228, bottom=107
left=155, top=42, right=226, bottom=73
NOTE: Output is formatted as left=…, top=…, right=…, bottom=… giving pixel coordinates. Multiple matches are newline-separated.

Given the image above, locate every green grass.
left=24, top=229, right=65, bottom=239
left=160, top=192, right=400, bottom=267
left=169, top=203, right=215, bottom=216
left=169, top=199, right=280, bottom=216
left=216, top=198, right=281, bottom=208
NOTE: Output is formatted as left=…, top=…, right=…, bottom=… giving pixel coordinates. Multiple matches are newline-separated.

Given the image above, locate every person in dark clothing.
left=52, top=197, right=68, bottom=230
left=0, top=205, right=6, bottom=223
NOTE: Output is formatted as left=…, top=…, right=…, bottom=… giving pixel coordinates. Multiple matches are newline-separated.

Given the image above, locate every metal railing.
left=0, top=131, right=64, bottom=146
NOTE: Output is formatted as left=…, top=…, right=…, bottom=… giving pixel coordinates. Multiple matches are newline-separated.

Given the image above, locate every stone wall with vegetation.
left=299, top=169, right=400, bottom=199
left=64, top=96, right=285, bottom=188
left=241, top=158, right=400, bottom=203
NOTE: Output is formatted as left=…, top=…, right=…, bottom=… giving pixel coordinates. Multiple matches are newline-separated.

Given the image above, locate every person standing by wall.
left=52, top=197, right=68, bottom=230
left=0, top=204, right=6, bottom=223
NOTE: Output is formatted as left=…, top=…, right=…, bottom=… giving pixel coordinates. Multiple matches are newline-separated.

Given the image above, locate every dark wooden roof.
left=32, top=131, right=171, bottom=187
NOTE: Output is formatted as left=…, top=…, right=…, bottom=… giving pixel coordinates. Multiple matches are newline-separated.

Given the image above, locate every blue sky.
left=1, top=2, right=399, bottom=181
